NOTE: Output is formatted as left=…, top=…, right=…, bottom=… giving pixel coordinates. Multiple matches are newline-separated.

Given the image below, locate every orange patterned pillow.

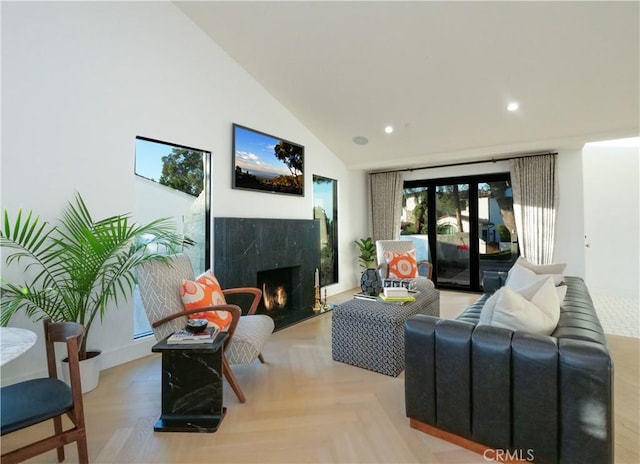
left=384, top=249, right=418, bottom=279
left=180, top=270, right=233, bottom=330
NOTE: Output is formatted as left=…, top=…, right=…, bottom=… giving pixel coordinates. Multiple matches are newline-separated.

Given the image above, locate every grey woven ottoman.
left=331, top=287, right=440, bottom=376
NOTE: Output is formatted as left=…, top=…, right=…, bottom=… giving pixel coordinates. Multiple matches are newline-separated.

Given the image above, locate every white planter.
left=61, top=350, right=101, bottom=394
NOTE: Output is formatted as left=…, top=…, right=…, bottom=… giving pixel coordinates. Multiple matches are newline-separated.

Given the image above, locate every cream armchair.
left=376, top=239, right=433, bottom=283
left=137, top=254, right=274, bottom=403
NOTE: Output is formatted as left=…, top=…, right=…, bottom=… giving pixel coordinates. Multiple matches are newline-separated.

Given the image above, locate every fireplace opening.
left=257, top=267, right=294, bottom=315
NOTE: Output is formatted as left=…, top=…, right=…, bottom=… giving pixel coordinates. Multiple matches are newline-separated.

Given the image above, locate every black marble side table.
left=151, top=332, right=227, bottom=432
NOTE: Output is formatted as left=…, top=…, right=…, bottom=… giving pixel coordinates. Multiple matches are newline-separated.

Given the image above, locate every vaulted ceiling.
left=176, top=1, right=639, bottom=171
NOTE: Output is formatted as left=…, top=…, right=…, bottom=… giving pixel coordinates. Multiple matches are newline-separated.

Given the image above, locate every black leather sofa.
left=404, top=274, right=614, bottom=464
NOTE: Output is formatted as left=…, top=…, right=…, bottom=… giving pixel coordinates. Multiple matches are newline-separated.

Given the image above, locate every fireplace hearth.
left=214, top=218, right=320, bottom=330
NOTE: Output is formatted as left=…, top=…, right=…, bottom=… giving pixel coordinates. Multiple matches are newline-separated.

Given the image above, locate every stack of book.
left=379, top=287, right=416, bottom=303
left=353, top=292, right=378, bottom=301
left=167, top=326, right=220, bottom=344
left=353, top=288, right=417, bottom=304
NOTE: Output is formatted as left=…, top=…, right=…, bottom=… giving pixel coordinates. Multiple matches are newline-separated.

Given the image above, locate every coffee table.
left=331, top=286, right=440, bottom=376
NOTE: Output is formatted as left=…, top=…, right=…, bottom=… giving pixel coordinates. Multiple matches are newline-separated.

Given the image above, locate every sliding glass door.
left=402, top=173, right=517, bottom=291
left=435, top=183, right=471, bottom=287
left=477, top=181, right=518, bottom=279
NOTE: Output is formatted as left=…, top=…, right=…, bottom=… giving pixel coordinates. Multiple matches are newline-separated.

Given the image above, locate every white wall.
left=553, top=149, right=586, bottom=276
left=1, top=2, right=367, bottom=385
left=583, top=139, right=640, bottom=298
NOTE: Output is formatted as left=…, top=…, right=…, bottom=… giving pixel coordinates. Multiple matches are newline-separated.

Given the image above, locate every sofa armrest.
left=405, top=315, right=476, bottom=437
left=405, top=315, right=439, bottom=425
left=559, top=339, right=614, bottom=464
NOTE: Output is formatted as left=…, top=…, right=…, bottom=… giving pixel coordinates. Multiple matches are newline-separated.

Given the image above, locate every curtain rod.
left=370, top=151, right=558, bottom=174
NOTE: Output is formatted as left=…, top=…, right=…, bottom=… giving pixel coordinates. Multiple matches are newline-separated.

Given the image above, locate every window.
left=313, top=175, right=338, bottom=286
left=133, top=136, right=211, bottom=338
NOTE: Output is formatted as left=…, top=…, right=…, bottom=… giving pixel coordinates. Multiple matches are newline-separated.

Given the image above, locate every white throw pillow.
left=514, top=257, right=566, bottom=285
left=505, top=264, right=550, bottom=298
left=556, top=285, right=567, bottom=303
left=481, top=277, right=560, bottom=336
left=478, top=290, right=500, bottom=326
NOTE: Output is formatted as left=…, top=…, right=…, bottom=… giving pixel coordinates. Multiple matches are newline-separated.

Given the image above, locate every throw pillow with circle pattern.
left=384, top=249, right=418, bottom=279
left=180, top=270, right=232, bottom=330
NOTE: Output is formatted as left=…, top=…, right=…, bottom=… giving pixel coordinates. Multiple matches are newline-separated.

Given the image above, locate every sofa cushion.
left=383, top=249, right=418, bottom=279
left=180, top=270, right=233, bottom=330
left=510, top=257, right=566, bottom=285
left=479, top=277, right=560, bottom=336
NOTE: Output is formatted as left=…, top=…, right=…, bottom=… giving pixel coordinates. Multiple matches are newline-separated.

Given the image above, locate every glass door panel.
left=401, top=187, right=431, bottom=275
left=436, top=184, right=471, bottom=288
left=478, top=181, right=518, bottom=287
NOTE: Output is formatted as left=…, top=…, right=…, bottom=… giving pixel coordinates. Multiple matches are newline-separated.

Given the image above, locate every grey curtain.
left=369, top=171, right=405, bottom=243
left=510, top=154, right=558, bottom=264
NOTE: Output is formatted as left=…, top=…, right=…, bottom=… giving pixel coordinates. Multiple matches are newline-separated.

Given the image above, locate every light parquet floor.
left=2, top=290, right=638, bottom=464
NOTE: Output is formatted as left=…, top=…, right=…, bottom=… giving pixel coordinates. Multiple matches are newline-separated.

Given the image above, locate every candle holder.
left=323, top=287, right=330, bottom=310
left=313, top=285, right=322, bottom=311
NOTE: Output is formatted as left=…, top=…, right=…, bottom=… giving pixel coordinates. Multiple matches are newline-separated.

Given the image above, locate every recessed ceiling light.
left=507, top=102, right=519, bottom=112
left=352, top=136, right=369, bottom=145
left=384, top=125, right=394, bottom=134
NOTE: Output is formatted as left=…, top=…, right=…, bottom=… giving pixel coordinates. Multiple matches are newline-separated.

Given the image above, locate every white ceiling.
left=176, top=1, right=639, bottom=171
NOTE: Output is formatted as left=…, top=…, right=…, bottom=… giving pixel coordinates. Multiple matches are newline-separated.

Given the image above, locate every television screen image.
left=232, top=124, right=304, bottom=197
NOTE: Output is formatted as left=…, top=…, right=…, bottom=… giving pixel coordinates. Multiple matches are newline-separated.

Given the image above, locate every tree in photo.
left=159, top=148, right=204, bottom=196
left=274, top=141, right=303, bottom=189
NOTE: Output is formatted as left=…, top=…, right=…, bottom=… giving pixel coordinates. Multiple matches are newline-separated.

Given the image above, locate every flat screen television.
left=232, top=124, right=304, bottom=197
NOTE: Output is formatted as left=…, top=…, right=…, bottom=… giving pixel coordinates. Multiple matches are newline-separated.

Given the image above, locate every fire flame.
left=263, top=283, right=287, bottom=310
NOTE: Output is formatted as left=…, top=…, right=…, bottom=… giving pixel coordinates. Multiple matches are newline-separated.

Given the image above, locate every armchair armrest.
left=417, top=261, right=433, bottom=279
left=222, top=287, right=262, bottom=315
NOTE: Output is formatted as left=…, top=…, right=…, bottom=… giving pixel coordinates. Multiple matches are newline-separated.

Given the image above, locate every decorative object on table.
left=353, top=292, right=379, bottom=301
left=0, top=192, right=187, bottom=392
left=313, top=268, right=322, bottom=311
left=379, top=291, right=416, bottom=304
left=354, top=237, right=381, bottom=296
left=323, top=287, right=330, bottom=310
left=167, top=326, right=219, bottom=344
left=354, top=237, right=377, bottom=269
left=382, top=278, right=412, bottom=289
left=0, top=319, right=88, bottom=464
left=185, top=318, right=209, bottom=333
left=360, top=268, right=382, bottom=296
left=383, top=287, right=408, bottom=298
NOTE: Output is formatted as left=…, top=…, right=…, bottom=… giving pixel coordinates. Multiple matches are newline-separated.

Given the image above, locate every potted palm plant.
left=0, top=192, right=187, bottom=391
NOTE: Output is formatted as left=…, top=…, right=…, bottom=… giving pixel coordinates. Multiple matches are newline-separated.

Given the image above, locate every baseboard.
left=409, top=419, right=530, bottom=463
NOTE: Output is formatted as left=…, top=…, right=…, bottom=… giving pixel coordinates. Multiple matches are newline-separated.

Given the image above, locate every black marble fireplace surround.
left=213, top=218, right=320, bottom=330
